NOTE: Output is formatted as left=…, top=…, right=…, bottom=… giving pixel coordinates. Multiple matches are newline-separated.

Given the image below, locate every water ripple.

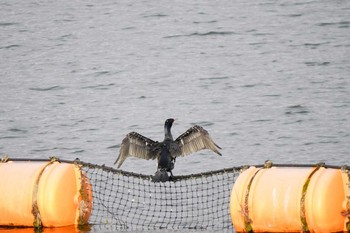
left=90, top=71, right=111, bottom=77
left=317, top=21, right=350, bottom=28
left=0, top=22, right=19, bottom=26
left=164, top=31, right=236, bottom=38
left=193, top=20, right=217, bottom=24
left=304, top=61, right=331, bottom=67
left=143, top=13, right=168, bottom=18
left=0, top=135, right=25, bottom=139
left=81, top=83, right=115, bottom=90
left=29, top=86, right=65, bottom=91
left=0, top=44, right=21, bottom=49
left=285, top=105, right=310, bottom=115
left=73, top=149, right=85, bottom=154
left=303, top=42, right=329, bottom=48
left=190, top=121, right=214, bottom=127
left=107, top=144, right=120, bottom=149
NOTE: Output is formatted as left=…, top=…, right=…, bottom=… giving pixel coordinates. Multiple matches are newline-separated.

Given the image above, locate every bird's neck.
left=164, top=124, right=173, bottom=140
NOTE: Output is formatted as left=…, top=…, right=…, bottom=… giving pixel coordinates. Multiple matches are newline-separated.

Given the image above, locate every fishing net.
left=3, top=158, right=349, bottom=231
left=77, top=160, right=239, bottom=231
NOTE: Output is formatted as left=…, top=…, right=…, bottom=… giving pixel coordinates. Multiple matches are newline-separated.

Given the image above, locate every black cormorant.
left=114, top=118, right=222, bottom=182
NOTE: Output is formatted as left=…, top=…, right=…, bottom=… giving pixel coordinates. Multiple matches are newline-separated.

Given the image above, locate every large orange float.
left=0, top=159, right=92, bottom=228
left=230, top=165, right=350, bottom=232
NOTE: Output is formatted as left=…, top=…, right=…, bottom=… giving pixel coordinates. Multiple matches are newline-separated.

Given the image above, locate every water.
left=0, top=0, right=349, bottom=231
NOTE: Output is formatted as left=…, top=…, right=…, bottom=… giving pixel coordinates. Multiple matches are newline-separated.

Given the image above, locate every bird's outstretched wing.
left=114, top=132, right=159, bottom=168
left=174, top=125, right=222, bottom=157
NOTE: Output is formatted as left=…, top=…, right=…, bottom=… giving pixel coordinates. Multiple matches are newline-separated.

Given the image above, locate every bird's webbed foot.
left=168, top=170, right=175, bottom=181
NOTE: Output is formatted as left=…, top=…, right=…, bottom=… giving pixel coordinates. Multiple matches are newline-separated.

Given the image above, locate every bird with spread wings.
left=114, top=118, right=221, bottom=182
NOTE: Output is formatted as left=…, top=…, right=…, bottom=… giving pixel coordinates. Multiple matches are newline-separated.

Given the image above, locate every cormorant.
left=114, top=118, right=222, bottom=182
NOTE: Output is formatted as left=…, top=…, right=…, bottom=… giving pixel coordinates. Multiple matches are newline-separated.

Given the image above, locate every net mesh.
left=77, top=160, right=239, bottom=231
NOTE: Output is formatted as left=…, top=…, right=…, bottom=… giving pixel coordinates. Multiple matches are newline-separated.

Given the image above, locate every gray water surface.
left=1, top=0, right=349, bottom=173
left=0, top=0, right=349, bottom=231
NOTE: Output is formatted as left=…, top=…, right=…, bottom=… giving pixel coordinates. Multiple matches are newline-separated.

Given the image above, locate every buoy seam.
left=300, top=166, right=320, bottom=233
left=344, top=167, right=350, bottom=231
left=243, top=168, right=262, bottom=233
left=31, top=160, right=56, bottom=229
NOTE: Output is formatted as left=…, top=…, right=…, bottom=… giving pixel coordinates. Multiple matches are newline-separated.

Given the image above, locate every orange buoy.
left=0, top=225, right=86, bottom=233
left=0, top=160, right=92, bottom=227
left=305, top=167, right=349, bottom=232
left=230, top=166, right=349, bottom=232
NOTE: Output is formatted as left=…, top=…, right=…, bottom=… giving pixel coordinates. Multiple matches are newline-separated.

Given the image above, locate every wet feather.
left=114, top=119, right=221, bottom=181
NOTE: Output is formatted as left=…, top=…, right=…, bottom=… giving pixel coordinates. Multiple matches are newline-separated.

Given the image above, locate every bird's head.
left=165, top=118, right=175, bottom=128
